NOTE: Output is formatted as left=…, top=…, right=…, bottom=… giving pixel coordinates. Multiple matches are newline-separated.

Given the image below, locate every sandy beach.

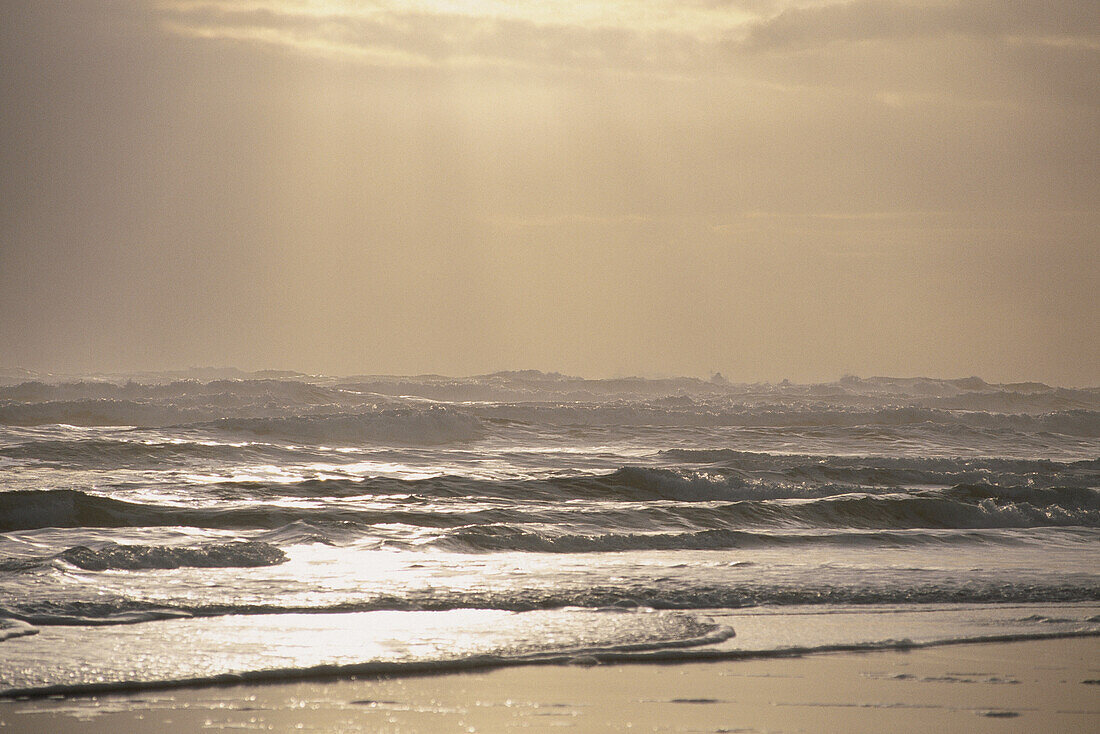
left=2, top=637, right=1097, bottom=733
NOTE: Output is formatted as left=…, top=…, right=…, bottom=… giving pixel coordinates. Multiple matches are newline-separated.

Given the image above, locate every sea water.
left=0, top=371, right=1097, bottom=696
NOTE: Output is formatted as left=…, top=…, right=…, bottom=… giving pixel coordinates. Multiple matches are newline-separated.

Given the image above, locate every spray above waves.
left=0, top=378, right=344, bottom=405
left=5, top=371, right=1095, bottom=408
left=2, top=372, right=1098, bottom=444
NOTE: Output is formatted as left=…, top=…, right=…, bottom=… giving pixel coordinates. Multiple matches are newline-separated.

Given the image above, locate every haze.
left=1, top=0, right=1097, bottom=384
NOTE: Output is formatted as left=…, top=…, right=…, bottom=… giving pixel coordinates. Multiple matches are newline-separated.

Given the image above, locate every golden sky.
left=1, top=0, right=1097, bottom=383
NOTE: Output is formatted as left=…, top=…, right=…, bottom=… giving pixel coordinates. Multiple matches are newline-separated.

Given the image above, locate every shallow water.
left=1, top=372, right=1097, bottom=695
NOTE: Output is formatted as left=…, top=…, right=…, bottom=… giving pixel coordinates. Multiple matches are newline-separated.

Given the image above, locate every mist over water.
left=0, top=369, right=1097, bottom=694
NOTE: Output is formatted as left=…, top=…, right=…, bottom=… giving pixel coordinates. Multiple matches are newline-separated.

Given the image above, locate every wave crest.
left=57, top=541, right=286, bottom=571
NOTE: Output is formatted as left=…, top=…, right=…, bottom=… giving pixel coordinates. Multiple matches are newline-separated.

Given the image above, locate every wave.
left=0, top=600, right=195, bottom=626
left=4, top=375, right=1099, bottom=440
left=329, top=372, right=1100, bottom=408
left=0, top=489, right=418, bottom=532
left=6, top=372, right=1096, bottom=403
left=61, top=541, right=285, bottom=571
left=0, top=489, right=523, bottom=533
left=5, top=580, right=1099, bottom=626
left=0, top=437, right=309, bottom=468
left=0, top=617, right=38, bottom=642
left=0, top=610, right=734, bottom=697
left=424, top=526, right=1096, bottom=553
left=659, top=452, right=1100, bottom=490
left=0, top=400, right=205, bottom=427
left=0, top=541, right=287, bottom=573
left=3, top=476, right=1096, bottom=534
left=5, top=628, right=1100, bottom=701
left=4, top=625, right=1098, bottom=700
left=0, top=400, right=484, bottom=446
left=0, top=378, right=345, bottom=405
left=199, top=461, right=1100, bottom=503
left=469, top=403, right=1100, bottom=436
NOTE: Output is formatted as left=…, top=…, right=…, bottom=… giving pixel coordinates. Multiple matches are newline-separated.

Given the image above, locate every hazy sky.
left=2, top=0, right=1097, bottom=384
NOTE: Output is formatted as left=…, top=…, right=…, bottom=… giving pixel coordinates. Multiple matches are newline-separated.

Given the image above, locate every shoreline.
left=2, top=636, right=1097, bottom=733
left=2, top=627, right=1099, bottom=702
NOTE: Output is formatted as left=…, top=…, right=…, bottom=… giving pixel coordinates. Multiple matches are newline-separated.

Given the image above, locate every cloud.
left=712, top=0, right=1100, bottom=111
left=156, top=1, right=1100, bottom=69
left=743, top=0, right=1100, bottom=50
left=155, top=0, right=751, bottom=71
left=150, top=0, right=1100, bottom=113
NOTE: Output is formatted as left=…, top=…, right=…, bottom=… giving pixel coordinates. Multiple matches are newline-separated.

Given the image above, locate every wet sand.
left=1, top=637, right=1097, bottom=733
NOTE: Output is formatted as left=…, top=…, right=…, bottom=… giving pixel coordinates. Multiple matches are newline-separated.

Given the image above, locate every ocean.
left=0, top=370, right=1097, bottom=697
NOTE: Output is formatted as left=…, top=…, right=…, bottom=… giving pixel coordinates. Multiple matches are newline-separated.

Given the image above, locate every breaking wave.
left=660, top=451, right=1100, bottom=489
left=0, top=609, right=737, bottom=697
left=62, top=540, right=285, bottom=570
left=425, top=525, right=1097, bottom=553
left=0, top=541, right=286, bottom=573
left=2, top=473, right=1096, bottom=534
left=0, top=617, right=38, bottom=642
left=182, top=461, right=1100, bottom=503
left=0, top=489, right=428, bottom=532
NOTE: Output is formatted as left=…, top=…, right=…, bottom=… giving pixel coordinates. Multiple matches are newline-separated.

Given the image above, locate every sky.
left=1, top=0, right=1097, bottom=384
